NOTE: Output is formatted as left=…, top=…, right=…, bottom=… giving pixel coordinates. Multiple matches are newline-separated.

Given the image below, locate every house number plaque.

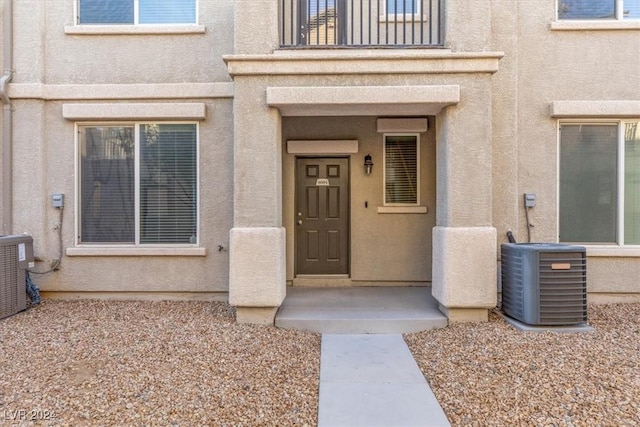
left=316, top=179, right=330, bottom=186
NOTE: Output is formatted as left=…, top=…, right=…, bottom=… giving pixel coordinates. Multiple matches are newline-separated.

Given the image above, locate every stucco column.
left=234, top=0, right=279, bottom=55
left=228, top=1, right=285, bottom=324
left=432, top=82, right=497, bottom=322
left=229, top=78, right=286, bottom=324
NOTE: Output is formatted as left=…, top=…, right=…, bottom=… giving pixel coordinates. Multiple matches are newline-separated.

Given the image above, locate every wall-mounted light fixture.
left=364, top=154, right=374, bottom=175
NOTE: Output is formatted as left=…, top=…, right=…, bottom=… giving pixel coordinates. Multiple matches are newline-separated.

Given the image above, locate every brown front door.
left=296, top=158, right=349, bottom=275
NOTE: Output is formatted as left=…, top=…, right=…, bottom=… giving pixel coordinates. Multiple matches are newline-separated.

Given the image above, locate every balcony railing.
left=280, top=0, right=443, bottom=47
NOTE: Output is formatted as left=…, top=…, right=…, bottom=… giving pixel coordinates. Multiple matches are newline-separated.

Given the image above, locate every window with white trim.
left=78, top=123, right=198, bottom=245
left=386, top=0, right=420, bottom=15
left=78, top=0, right=197, bottom=25
left=384, top=134, right=419, bottom=205
left=559, top=121, right=640, bottom=244
left=558, top=0, right=640, bottom=20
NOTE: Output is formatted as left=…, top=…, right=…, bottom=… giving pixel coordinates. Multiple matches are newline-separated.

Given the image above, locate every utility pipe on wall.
left=1, top=0, right=13, bottom=234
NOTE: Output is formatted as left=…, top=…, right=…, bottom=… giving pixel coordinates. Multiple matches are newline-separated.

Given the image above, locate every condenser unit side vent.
left=0, top=235, right=33, bottom=320
left=501, top=243, right=587, bottom=326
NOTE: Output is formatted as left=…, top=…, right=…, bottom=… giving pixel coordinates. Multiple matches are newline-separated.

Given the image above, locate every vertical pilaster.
left=228, top=1, right=286, bottom=324
left=432, top=81, right=497, bottom=322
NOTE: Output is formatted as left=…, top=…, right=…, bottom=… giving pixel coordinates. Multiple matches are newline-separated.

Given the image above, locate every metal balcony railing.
left=280, top=0, right=443, bottom=47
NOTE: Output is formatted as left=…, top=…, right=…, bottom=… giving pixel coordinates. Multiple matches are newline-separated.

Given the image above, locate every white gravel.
left=2, top=300, right=639, bottom=426
left=0, top=300, right=320, bottom=426
left=405, top=303, right=640, bottom=426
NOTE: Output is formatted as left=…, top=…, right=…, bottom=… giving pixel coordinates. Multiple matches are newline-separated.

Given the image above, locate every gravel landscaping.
left=405, top=303, right=640, bottom=426
left=1, top=300, right=639, bottom=426
left=0, top=300, right=320, bottom=426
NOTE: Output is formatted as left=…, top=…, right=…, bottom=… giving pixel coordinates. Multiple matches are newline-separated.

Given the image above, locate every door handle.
left=297, top=220, right=303, bottom=225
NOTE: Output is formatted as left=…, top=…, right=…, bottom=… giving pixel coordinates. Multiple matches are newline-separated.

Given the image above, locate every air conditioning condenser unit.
left=501, top=243, right=587, bottom=326
left=0, top=235, right=34, bottom=319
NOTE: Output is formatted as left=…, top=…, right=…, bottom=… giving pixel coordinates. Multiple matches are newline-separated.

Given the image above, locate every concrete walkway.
left=318, top=334, right=451, bottom=427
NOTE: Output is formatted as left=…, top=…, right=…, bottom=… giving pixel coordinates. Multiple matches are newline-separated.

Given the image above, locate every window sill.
left=377, top=206, right=427, bottom=214
left=66, top=247, right=207, bottom=257
left=550, top=20, right=640, bottom=31
left=64, top=24, right=206, bottom=36
left=585, top=246, right=640, bottom=257
left=378, top=14, right=427, bottom=23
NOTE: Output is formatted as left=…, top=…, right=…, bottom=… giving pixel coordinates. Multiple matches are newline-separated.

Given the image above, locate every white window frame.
left=74, top=0, right=199, bottom=26
left=75, top=121, right=200, bottom=248
left=557, top=119, right=640, bottom=247
left=383, top=133, right=420, bottom=207
left=556, top=0, right=639, bottom=21
left=380, top=0, right=425, bottom=22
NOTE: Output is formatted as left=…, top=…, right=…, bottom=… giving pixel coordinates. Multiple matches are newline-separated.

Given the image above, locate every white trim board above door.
left=287, top=140, right=358, bottom=154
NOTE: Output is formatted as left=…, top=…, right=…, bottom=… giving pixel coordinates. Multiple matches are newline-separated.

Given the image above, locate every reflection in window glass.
left=625, top=122, right=640, bottom=244
left=79, top=124, right=198, bottom=245
left=78, top=0, right=196, bottom=24
left=624, top=0, right=640, bottom=18
left=385, top=135, right=418, bottom=205
left=387, top=0, right=419, bottom=14
left=559, top=124, right=618, bottom=243
left=139, top=0, right=196, bottom=24
left=79, top=0, right=134, bottom=24
left=558, top=0, right=615, bottom=19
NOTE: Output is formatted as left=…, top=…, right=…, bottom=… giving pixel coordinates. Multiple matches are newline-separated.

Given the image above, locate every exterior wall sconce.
left=364, top=154, right=374, bottom=175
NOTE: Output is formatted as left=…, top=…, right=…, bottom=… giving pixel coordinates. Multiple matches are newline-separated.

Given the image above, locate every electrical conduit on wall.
left=1, top=0, right=13, bottom=234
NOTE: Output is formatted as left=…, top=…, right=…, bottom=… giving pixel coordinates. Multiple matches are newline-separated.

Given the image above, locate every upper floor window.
left=78, top=123, right=198, bottom=245
left=384, top=134, right=419, bottom=206
left=387, top=0, right=420, bottom=15
left=78, top=0, right=196, bottom=25
left=558, top=0, right=640, bottom=20
left=559, top=121, right=640, bottom=245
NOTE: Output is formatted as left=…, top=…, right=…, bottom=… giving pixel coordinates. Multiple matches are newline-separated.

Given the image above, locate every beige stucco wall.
left=4, top=0, right=638, bottom=306
left=10, top=99, right=234, bottom=294
left=10, top=0, right=233, bottom=86
left=282, top=116, right=436, bottom=283
left=491, top=0, right=640, bottom=296
left=4, top=0, right=236, bottom=296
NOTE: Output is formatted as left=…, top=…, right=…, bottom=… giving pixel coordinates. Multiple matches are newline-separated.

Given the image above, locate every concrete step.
left=275, top=287, right=448, bottom=334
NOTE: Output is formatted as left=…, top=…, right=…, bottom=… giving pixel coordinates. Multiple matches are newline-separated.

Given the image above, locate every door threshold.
left=295, top=274, right=350, bottom=279
left=292, top=276, right=351, bottom=287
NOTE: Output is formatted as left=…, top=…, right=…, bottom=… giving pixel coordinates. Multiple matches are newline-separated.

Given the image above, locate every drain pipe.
left=1, top=0, right=13, bottom=234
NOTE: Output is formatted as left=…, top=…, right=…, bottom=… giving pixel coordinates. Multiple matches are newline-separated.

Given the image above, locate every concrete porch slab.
left=275, top=287, right=448, bottom=334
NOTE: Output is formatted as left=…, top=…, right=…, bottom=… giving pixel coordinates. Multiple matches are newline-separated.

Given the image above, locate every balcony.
left=280, top=0, right=443, bottom=47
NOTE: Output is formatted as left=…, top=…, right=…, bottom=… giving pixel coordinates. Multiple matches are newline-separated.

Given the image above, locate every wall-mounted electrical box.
left=52, top=193, right=64, bottom=208
left=524, top=193, right=536, bottom=208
